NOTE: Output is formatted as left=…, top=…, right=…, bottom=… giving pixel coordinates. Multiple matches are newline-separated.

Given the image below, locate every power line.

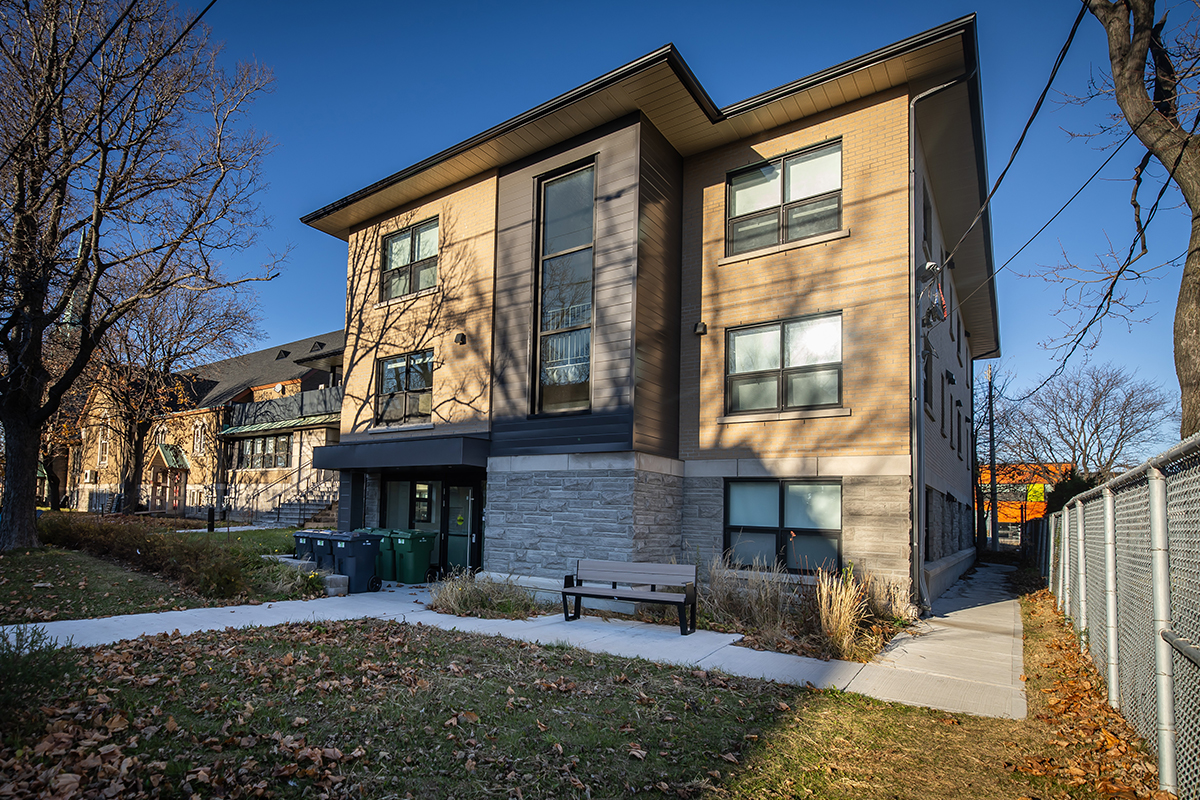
left=941, top=0, right=1091, bottom=271
left=0, top=0, right=141, bottom=177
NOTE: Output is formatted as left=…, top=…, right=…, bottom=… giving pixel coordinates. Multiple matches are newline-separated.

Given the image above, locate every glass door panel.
left=446, top=486, right=473, bottom=571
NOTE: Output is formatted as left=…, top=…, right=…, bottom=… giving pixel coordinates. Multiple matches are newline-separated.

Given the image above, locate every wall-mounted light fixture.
left=693, top=322, right=708, bottom=335
left=454, top=332, right=467, bottom=345
left=945, top=369, right=957, bottom=386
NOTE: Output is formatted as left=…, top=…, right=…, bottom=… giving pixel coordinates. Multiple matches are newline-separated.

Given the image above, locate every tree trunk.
left=1178, top=213, right=1200, bottom=438
left=121, top=422, right=150, bottom=514
left=45, top=466, right=62, bottom=512
left=0, top=417, right=44, bottom=549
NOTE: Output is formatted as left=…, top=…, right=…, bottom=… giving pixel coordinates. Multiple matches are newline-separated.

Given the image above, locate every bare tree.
left=0, top=0, right=277, bottom=549
left=996, top=362, right=1177, bottom=480
left=92, top=286, right=260, bottom=514
left=1065, top=2, right=1200, bottom=438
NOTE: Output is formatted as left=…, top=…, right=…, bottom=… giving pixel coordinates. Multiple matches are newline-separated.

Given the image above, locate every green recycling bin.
left=375, top=533, right=396, bottom=582
left=394, top=530, right=437, bottom=584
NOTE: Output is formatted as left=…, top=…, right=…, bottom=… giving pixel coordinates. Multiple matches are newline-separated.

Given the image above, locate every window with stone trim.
left=725, top=140, right=842, bottom=256
left=725, top=312, right=842, bottom=414
left=192, top=421, right=206, bottom=454
left=724, top=479, right=842, bottom=573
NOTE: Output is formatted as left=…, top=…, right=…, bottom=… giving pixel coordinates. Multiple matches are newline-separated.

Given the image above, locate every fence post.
left=1103, top=486, right=1119, bottom=709
left=1148, top=466, right=1176, bottom=794
left=1075, top=500, right=1088, bottom=646
left=1061, top=507, right=1071, bottom=615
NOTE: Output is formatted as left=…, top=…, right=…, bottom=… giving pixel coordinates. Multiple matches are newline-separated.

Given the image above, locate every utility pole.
left=988, top=364, right=998, bottom=551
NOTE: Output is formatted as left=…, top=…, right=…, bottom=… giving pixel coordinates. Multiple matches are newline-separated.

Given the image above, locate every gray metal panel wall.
left=491, top=117, right=640, bottom=456
left=632, top=115, right=683, bottom=459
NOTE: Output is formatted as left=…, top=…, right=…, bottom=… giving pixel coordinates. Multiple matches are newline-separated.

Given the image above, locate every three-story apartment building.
left=307, top=16, right=999, bottom=605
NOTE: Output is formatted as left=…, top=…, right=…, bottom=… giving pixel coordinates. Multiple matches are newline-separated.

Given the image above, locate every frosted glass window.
left=730, top=531, right=778, bottom=568
left=729, top=164, right=780, bottom=217
left=726, top=141, right=842, bottom=256
left=728, top=482, right=779, bottom=528
left=785, top=143, right=841, bottom=202
left=785, top=315, right=841, bottom=366
left=729, top=374, right=778, bottom=412
left=784, top=483, right=842, bottom=530
left=786, top=534, right=839, bottom=572
left=727, top=313, right=842, bottom=414
left=728, top=326, right=780, bottom=374
left=786, top=368, right=839, bottom=408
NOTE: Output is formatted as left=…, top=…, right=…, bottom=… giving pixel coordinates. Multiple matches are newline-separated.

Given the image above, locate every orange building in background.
left=978, top=463, right=1073, bottom=527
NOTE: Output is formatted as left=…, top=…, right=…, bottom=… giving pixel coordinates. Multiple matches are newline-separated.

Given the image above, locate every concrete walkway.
left=11, top=563, right=1025, bottom=719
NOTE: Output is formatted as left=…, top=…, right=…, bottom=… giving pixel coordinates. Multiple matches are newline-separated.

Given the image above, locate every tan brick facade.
left=681, top=90, right=913, bottom=464
left=340, top=173, right=498, bottom=440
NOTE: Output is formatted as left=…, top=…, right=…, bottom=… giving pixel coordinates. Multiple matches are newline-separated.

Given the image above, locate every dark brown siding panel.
left=491, top=117, right=641, bottom=456
left=632, top=116, right=683, bottom=459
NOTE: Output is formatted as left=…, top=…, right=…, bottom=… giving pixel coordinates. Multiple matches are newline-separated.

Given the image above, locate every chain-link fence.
left=1045, top=433, right=1200, bottom=798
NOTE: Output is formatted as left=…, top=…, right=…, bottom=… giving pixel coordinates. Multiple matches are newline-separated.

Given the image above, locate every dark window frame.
left=722, top=478, right=843, bottom=575
left=237, top=433, right=292, bottom=470
left=380, top=217, right=439, bottom=302
left=724, top=312, right=843, bottom=416
left=375, top=349, right=434, bottom=426
left=725, top=140, right=843, bottom=257
left=533, top=159, right=597, bottom=416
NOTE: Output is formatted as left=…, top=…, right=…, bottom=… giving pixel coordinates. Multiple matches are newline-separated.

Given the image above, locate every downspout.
left=908, top=72, right=973, bottom=612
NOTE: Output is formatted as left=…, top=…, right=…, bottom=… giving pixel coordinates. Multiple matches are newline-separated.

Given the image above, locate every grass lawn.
left=0, top=528, right=313, bottom=625
left=0, top=573, right=1159, bottom=799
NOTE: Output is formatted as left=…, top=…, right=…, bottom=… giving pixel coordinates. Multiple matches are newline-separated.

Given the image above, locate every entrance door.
left=445, top=485, right=478, bottom=572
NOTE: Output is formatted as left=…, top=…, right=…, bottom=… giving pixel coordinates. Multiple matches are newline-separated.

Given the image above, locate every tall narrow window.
left=192, top=422, right=206, bottom=454
left=97, top=426, right=109, bottom=467
left=536, top=165, right=595, bottom=413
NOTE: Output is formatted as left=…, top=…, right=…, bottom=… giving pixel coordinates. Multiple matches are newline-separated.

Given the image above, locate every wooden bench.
left=562, top=559, right=697, bottom=635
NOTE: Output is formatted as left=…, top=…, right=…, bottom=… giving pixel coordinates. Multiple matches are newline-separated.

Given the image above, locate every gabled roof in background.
left=301, top=15, right=998, bottom=360
left=186, top=330, right=345, bottom=408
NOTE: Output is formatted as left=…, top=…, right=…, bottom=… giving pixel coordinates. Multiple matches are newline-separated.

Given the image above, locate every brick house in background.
left=306, top=16, right=999, bottom=604
left=71, top=332, right=345, bottom=523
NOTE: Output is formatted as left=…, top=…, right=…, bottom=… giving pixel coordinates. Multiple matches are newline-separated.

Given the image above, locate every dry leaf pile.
left=1010, top=588, right=1175, bottom=800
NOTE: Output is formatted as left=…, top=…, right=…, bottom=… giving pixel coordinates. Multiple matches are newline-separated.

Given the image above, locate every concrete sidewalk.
left=10, top=563, right=1025, bottom=719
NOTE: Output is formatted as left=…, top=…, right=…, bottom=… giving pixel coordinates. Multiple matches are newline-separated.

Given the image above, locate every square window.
left=376, top=350, right=434, bottom=426
left=381, top=218, right=438, bottom=301
left=726, top=141, right=842, bottom=256
left=725, top=313, right=842, bottom=415
left=725, top=480, right=842, bottom=573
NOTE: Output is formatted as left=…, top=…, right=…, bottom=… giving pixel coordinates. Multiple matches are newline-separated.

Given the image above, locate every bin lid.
left=394, top=529, right=437, bottom=542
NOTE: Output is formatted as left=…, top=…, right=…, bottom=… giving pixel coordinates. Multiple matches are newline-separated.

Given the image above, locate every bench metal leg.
left=677, top=602, right=696, bottom=635
left=562, top=593, right=582, bottom=622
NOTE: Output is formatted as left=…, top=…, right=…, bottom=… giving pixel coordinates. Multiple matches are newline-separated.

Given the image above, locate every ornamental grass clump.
left=428, top=569, right=542, bottom=619
left=816, top=565, right=873, bottom=661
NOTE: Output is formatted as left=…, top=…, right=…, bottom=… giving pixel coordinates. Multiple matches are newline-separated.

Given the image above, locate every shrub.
left=428, top=570, right=542, bottom=619
left=0, top=624, right=74, bottom=709
left=38, top=513, right=252, bottom=598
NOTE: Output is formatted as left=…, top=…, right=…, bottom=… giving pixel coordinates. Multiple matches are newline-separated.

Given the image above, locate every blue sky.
left=199, top=0, right=1186, bottom=408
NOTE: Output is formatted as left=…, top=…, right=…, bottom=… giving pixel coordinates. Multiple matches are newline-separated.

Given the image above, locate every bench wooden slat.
left=562, top=559, right=697, bottom=635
